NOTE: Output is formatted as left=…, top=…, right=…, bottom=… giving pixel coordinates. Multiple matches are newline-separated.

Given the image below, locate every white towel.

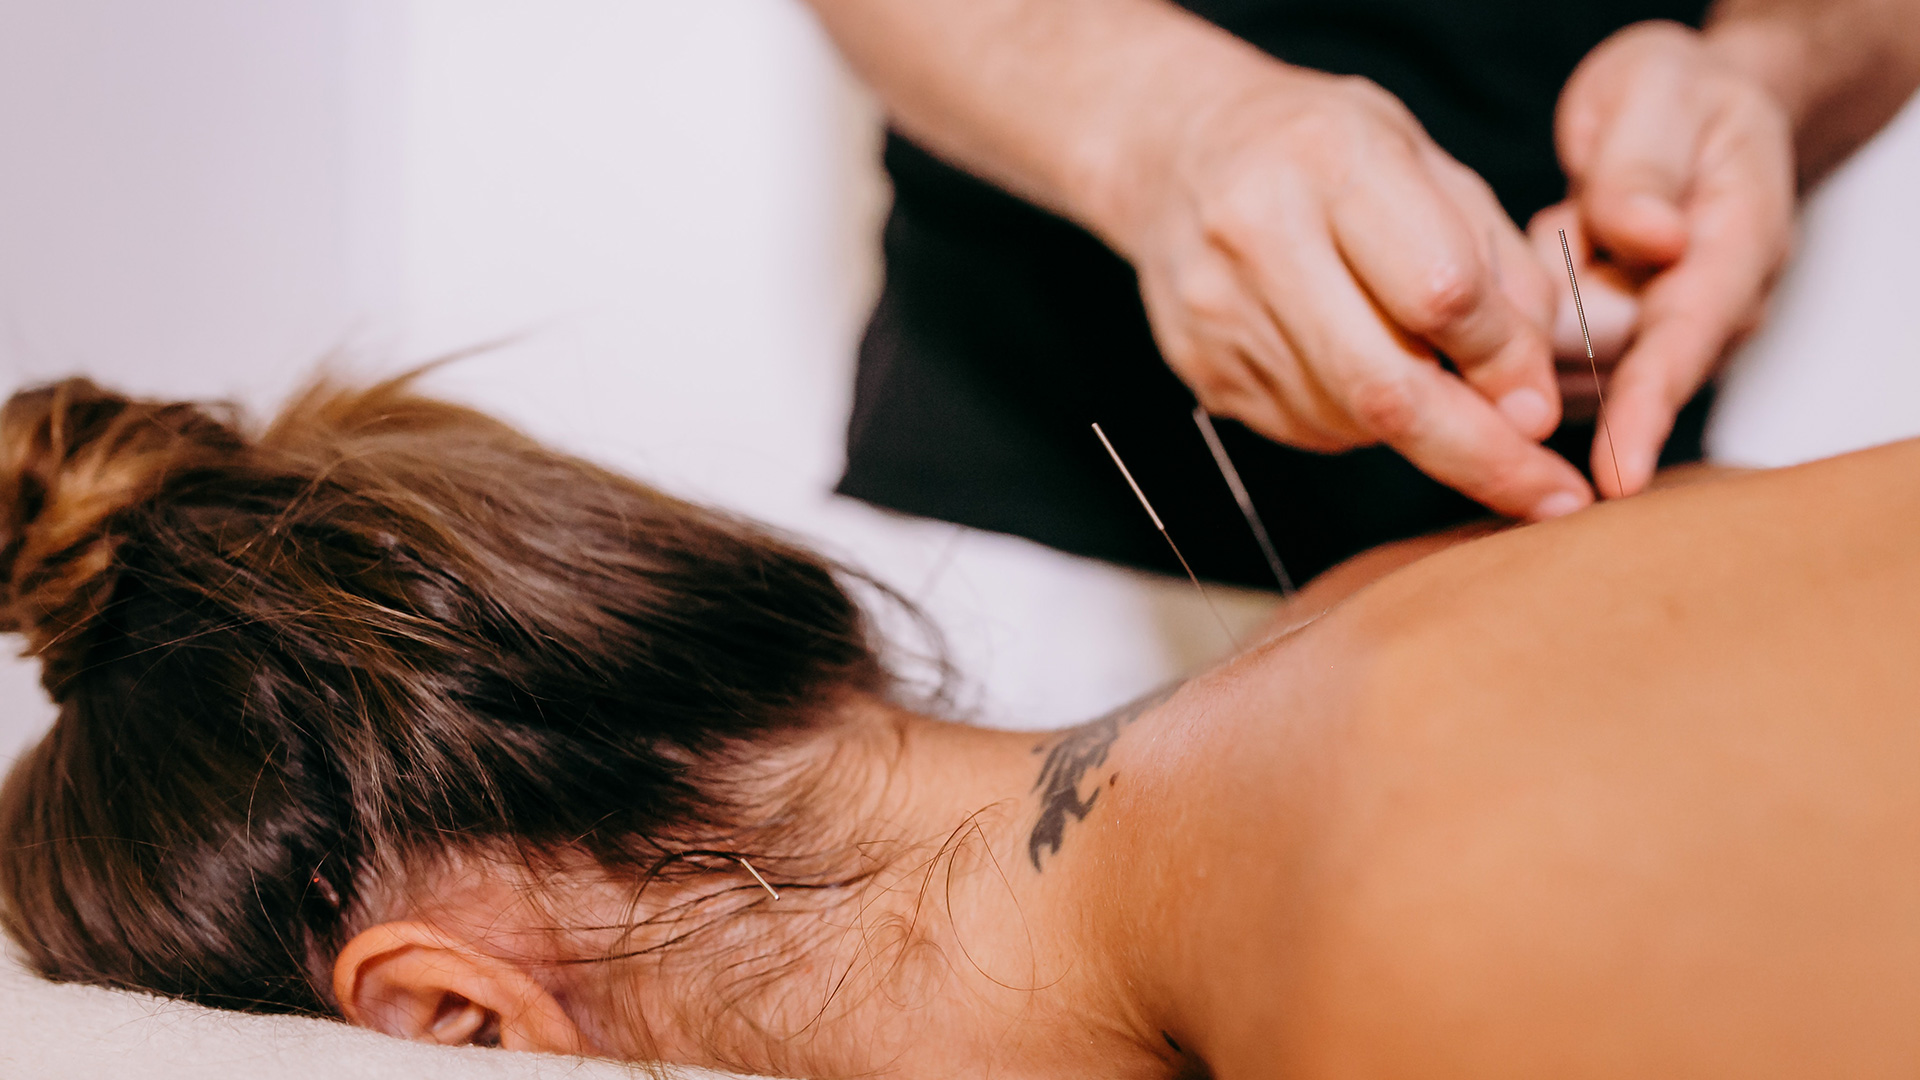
left=0, top=948, right=760, bottom=1080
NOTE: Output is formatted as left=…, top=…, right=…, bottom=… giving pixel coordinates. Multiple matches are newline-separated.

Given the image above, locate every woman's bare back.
left=1093, top=437, right=1920, bottom=1078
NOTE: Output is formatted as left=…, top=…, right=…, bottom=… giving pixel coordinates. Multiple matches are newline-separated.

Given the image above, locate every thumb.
left=1577, top=101, right=1693, bottom=267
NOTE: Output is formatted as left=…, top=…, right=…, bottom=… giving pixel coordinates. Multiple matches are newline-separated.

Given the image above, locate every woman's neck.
left=630, top=701, right=1185, bottom=1080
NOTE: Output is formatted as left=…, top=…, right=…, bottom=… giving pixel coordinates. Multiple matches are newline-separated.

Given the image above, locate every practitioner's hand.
left=1539, top=20, right=1796, bottom=497
left=1097, top=65, right=1594, bottom=522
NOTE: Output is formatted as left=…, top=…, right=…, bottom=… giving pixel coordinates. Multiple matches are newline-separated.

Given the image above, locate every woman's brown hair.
left=0, top=374, right=901, bottom=1015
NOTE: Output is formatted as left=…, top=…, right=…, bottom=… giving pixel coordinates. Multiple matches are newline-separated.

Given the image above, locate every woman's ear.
left=333, top=921, right=585, bottom=1055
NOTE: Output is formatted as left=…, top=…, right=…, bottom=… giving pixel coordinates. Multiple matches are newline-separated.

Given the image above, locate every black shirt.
left=838, top=0, right=1714, bottom=589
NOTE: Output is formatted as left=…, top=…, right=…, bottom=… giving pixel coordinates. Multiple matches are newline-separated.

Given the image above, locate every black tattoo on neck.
left=1027, top=682, right=1181, bottom=871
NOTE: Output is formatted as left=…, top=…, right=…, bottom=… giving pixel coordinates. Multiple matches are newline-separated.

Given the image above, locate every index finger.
left=1329, top=151, right=1562, bottom=441
left=1244, top=231, right=1595, bottom=520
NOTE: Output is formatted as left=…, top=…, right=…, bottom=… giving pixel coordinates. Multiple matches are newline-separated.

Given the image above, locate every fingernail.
left=1497, top=387, right=1553, bottom=436
left=1532, top=490, right=1586, bottom=520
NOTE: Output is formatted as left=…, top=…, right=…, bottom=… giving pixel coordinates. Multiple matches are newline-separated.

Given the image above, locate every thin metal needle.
left=738, top=857, right=780, bottom=901
left=1192, top=407, right=1295, bottom=596
left=1559, top=229, right=1624, bottom=496
left=1092, top=423, right=1240, bottom=649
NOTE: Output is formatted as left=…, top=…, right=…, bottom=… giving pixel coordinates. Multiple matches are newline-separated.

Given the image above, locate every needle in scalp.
left=1192, top=407, right=1295, bottom=596
left=1092, top=423, right=1240, bottom=650
left=1558, top=228, right=1625, bottom=497
left=737, top=857, right=780, bottom=901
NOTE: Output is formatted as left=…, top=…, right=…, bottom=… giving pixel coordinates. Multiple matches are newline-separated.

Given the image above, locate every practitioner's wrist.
left=1702, top=2, right=1920, bottom=185
left=1700, top=16, right=1816, bottom=140
left=1060, top=20, right=1307, bottom=256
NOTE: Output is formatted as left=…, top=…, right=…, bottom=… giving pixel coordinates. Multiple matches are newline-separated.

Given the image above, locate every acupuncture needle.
left=737, top=857, right=780, bottom=901
left=1558, top=229, right=1624, bottom=496
left=1092, top=422, right=1240, bottom=650
left=1191, top=407, right=1296, bottom=596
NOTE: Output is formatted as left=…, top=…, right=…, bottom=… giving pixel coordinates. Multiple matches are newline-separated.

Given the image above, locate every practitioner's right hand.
left=1088, top=63, right=1597, bottom=521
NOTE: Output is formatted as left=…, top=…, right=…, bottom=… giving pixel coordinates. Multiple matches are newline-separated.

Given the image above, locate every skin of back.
left=1084, top=435, right=1920, bottom=1078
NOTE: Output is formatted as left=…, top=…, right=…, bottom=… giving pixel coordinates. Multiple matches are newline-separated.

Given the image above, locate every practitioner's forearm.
left=1706, top=0, right=1920, bottom=184
left=798, top=0, right=1280, bottom=242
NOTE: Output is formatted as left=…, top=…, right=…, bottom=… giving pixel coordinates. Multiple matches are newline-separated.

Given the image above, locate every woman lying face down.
left=8, top=376, right=1920, bottom=1079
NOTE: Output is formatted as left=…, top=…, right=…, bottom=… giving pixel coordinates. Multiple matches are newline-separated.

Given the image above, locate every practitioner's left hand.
left=1532, top=20, right=1796, bottom=498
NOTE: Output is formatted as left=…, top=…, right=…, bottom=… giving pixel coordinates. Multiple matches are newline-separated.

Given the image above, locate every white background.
left=0, top=0, right=1917, bottom=765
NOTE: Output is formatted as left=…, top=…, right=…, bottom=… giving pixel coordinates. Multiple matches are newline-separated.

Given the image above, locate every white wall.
left=1708, top=91, right=1920, bottom=466
left=0, top=0, right=378, bottom=397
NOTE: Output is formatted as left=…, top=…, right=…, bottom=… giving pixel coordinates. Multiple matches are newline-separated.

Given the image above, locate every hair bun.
left=0, top=378, right=246, bottom=660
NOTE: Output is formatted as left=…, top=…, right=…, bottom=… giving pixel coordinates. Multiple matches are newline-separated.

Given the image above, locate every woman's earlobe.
left=333, top=921, right=586, bottom=1055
